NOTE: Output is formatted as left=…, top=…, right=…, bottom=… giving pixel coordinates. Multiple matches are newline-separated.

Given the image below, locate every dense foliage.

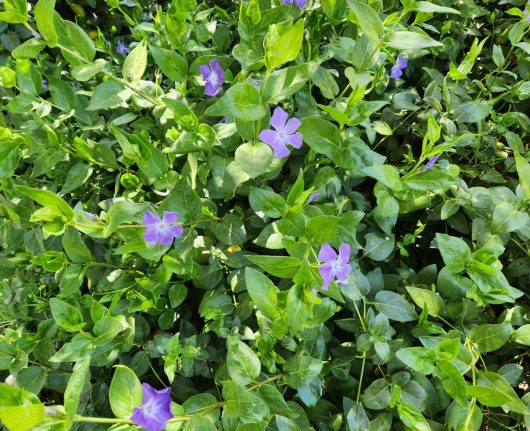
left=1, top=0, right=530, bottom=430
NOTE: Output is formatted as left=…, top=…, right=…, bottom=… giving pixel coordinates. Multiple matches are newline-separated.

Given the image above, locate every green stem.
left=356, top=353, right=366, bottom=403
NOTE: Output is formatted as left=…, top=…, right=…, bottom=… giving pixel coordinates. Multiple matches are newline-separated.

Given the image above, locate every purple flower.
left=116, top=41, right=130, bottom=56
left=390, top=55, right=408, bottom=80
left=142, top=211, right=183, bottom=246
left=199, top=59, right=225, bottom=97
left=251, top=79, right=261, bottom=89
left=424, top=154, right=441, bottom=171
left=258, top=107, right=303, bottom=158
left=318, top=243, right=352, bottom=291
left=309, top=192, right=319, bottom=203
left=131, top=383, right=173, bottom=431
left=42, top=79, right=47, bottom=91
left=282, top=0, right=308, bottom=9
left=524, top=8, right=530, bottom=22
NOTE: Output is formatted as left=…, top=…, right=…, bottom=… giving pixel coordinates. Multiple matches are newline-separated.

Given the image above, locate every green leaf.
left=363, top=379, right=392, bottom=410
left=0, top=404, right=45, bottom=431
left=61, top=163, right=94, bottom=194
left=205, top=83, right=266, bottom=121
left=298, top=118, right=339, bottom=154
left=373, top=291, right=418, bottom=322
left=286, top=284, right=308, bottom=336
left=59, top=264, right=85, bottom=297
left=0, top=0, right=28, bottom=23
left=49, top=298, right=84, bottom=332
left=64, top=357, right=91, bottom=430
left=405, top=286, right=443, bottom=317
left=71, top=59, right=106, bottom=81
left=227, top=337, right=261, bottom=386
left=363, top=165, right=402, bottom=191
left=16, top=59, right=42, bottom=96
left=12, top=39, right=47, bottom=59
left=234, top=142, right=274, bottom=179
left=363, top=233, right=395, bottom=261
left=346, top=0, right=384, bottom=42
left=412, top=1, right=460, bottom=14
left=403, top=165, right=459, bottom=192
left=476, top=371, right=529, bottom=414
left=109, top=366, right=143, bottom=418
left=397, top=403, right=431, bottom=431
left=435, top=233, right=471, bottom=273
left=123, top=40, right=147, bottom=82
left=54, top=14, right=95, bottom=65
left=513, top=324, right=530, bottom=346
left=469, top=323, right=512, bottom=353
left=149, top=44, right=187, bottom=82
left=246, top=255, right=301, bottom=278
left=435, top=359, right=467, bottom=407
left=262, top=61, right=320, bottom=104
left=396, top=347, right=436, bottom=374
left=249, top=188, right=287, bottom=218
left=305, top=215, right=340, bottom=243
left=491, top=201, right=529, bottom=234
left=244, top=267, right=281, bottom=320
left=453, top=102, right=492, bottom=123
left=222, top=381, right=269, bottom=422
left=514, top=151, right=530, bottom=200
left=265, top=20, right=304, bottom=71
left=87, top=81, right=132, bottom=110
left=385, top=31, right=443, bottom=49
left=283, top=356, right=323, bottom=389
left=347, top=403, right=370, bottom=431
left=35, top=0, right=58, bottom=46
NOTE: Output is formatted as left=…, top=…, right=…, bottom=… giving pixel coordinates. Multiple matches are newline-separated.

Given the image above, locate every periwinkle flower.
left=116, top=41, right=130, bottom=56
left=282, top=0, right=308, bottom=9
left=390, top=55, right=408, bottom=79
left=83, top=211, right=97, bottom=220
left=258, top=107, right=303, bottom=158
left=131, top=383, right=173, bottom=431
left=524, top=7, right=530, bottom=22
left=142, top=211, right=183, bottom=246
left=42, top=79, right=47, bottom=91
left=318, top=243, right=352, bottom=290
left=309, top=192, right=319, bottom=203
left=199, top=59, right=225, bottom=97
left=424, top=154, right=441, bottom=171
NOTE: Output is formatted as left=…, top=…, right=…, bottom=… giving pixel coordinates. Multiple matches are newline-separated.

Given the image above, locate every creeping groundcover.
left=1, top=0, right=530, bottom=430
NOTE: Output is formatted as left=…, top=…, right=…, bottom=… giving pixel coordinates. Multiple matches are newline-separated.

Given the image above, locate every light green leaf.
left=262, top=61, right=321, bottom=104
left=49, top=298, right=84, bottom=332
left=434, top=360, right=467, bottom=407
left=412, top=1, right=460, bottom=14
left=35, top=0, right=58, bottom=46
left=299, top=118, right=339, bottom=154
left=491, top=201, right=529, bottom=234
left=205, top=83, right=266, bottom=121
left=87, top=81, right=132, bottom=110
left=396, top=347, right=436, bottom=374
left=346, top=0, right=384, bottom=42
left=405, top=286, right=443, bottom=316
left=227, top=337, right=261, bottom=386
left=385, top=31, right=443, bottom=49
left=235, top=142, right=274, bottom=179
left=244, top=267, right=281, bottom=320
left=64, top=357, right=91, bottom=430
left=453, top=101, right=492, bottom=123
left=123, top=40, right=147, bottom=82
left=265, top=20, right=304, bottom=71
left=283, top=356, right=323, bottom=389
left=470, top=323, right=512, bottom=353
left=109, top=366, right=142, bottom=418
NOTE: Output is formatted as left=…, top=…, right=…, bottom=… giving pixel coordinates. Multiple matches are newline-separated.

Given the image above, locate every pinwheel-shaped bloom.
left=199, top=59, right=225, bottom=97
left=390, top=55, right=408, bottom=79
left=318, top=243, right=352, bottom=290
left=424, top=154, right=441, bottom=171
left=142, top=211, right=183, bottom=246
left=282, top=0, right=307, bottom=9
left=116, top=41, right=130, bottom=56
left=259, top=107, right=303, bottom=158
left=131, top=383, right=173, bottom=431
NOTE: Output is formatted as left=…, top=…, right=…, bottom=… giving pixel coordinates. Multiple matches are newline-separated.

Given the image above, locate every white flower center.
left=209, top=71, right=218, bottom=86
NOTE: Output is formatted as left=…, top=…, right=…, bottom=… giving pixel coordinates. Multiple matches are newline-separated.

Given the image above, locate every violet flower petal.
left=319, top=264, right=334, bottom=291
left=396, top=55, right=408, bottom=69
left=143, top=227, right=160, bottom=245
left=269, top=141, right=291, bottom=158
left=168, top=225, right=183, bottom=238
left=284, top=117, right=301, bottom=134
left=258, top=129, right=278, bottom=146
left=143, top=211, right=161, bottom=227
left=158, top=230, right=175, bottom=246
left=270, top=107, right=288, bottom=130
left=286, top=133, right=303, bottom=149
left=390, top=65, right=403, bottom=79
left=318, top=243, right=337, bottom=263
left=338, top=243, right=351, bottom=265
left=335, top=264, right=352, bottom=283
left=162, top=211, right=179, bottom=225
left=309, top=192, right=319, bottom=203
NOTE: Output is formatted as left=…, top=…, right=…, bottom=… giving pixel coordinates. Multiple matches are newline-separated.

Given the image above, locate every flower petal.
left=284, top=117, right=301, bottom=134
left=270, top=106, right=288, bottom=131
left=168, top=225, right=183, bottom=238
left=131, top=409, right=167, bottom=431
left=286, top=133, right=303, bottom=149
left=319, top=264, right=335, bottom=291
left=210, top=59, right=225, bottom=84
left=162, top=211, right=179, bottom=225
left=143, top=227, right=159, bottom=245
left=396, top=55, right=408, bottom=69
left=198, top=64, right=210, bottom=80
left=142, top=211, right=160, bottom=227
left=259, top=129, right=278, bottom=147
left=335, top=263, right=352, bottom=283
left=204, top=82, right=220, bottom=97
left=159, top=230, right=174, bottom=246
left=390, top=65, right=403, bottom=79
left=269, top=141, right=291, bottom=158
left=318, top=243, right=337, bottom=263
left=338, top=243, right=351, bottom=265
left=309, top=192, right=319, bottom=203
